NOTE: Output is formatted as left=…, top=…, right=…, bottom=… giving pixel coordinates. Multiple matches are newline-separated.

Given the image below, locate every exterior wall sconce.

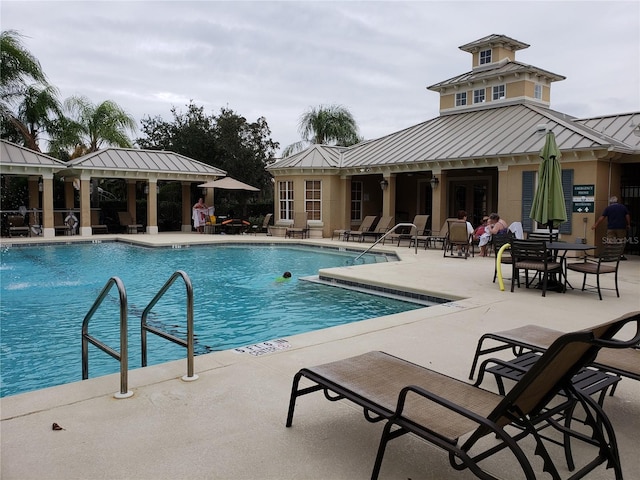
left=38, top=179, right=43, bottom=192
left=380, top=179, right=389, bottom=191
left=144, top=184, right=149, bottom=195
left=430, top=177, right=439, bottom=188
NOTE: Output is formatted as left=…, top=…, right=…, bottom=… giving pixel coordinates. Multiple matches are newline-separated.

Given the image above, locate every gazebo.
left=0, top=140, right=226, bottom=237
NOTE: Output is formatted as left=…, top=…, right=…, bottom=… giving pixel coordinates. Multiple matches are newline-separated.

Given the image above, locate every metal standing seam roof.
left=0, top=140, right=68, bottom=173
left=66, top=148, right=227, bottom=178
left=427, top=60, right=565, bottom=91
left=340, top=104, right=633, bottom=168
left=458, top=34, right=530, bottom=53
left=269, top=105, right=639, bottom=173
left=574, top=112, right=640, bottom=150
left=267, top=144, right=345, bottom=170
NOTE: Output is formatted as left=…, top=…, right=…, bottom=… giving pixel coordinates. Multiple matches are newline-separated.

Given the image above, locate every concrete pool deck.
left=1, top=233, right=639, bottom=479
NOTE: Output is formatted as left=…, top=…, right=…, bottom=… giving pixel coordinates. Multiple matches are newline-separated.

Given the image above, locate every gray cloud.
left=3, top=1, right=638, bottom=155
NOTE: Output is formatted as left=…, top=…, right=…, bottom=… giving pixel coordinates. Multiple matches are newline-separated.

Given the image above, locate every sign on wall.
left=572, top=184, right=595, bottom=213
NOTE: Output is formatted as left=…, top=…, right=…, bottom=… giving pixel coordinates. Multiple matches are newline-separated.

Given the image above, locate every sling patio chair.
left=7, top=215, right=30, bottom=237
left=346, top=215, right=377, bottom=242
left=467, top=321, right=640, bottom=392
left=384, top=214, right=430, bottom=247
left=361, top=215, right=394, bottom=242
left=53, top=212, right=71, bottom=236
left=566, top=239, right=626, bottom=300
left=285, top=211, right=309, bottom=239
left=443, top=219, right=474, bottom=258
left=251, top=213, right=272, bottom=235
left=286, top=311, right=640, bottom=480
left=118, top=211, right=144, bottom=234
left=510, top=239, right=564, bottom=297
left=91, top=210, right=109, bottom=234
left=424, top=217, right=457, bottom=249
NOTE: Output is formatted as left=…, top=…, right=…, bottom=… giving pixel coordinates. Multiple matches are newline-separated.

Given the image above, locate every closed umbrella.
left=529, top=131, right=567, bottom=239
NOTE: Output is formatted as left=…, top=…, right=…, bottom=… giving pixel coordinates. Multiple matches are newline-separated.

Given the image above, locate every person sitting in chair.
left=474, top=216, right=491, bottom=257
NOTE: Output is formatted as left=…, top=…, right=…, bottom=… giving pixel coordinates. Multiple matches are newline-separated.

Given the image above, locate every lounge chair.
left=346, top=215, right=377, bottom=242
left=91, top=210, right=109, bottom=234
left=385, top=214, right=430, bottom=246
left=424, top=217, right=457, bottom=249
left=361, top=215, right=394, bottom=242
left=285, top=212, right=309, bottom=238
left=468, top=322, right=640, bottom=387
left=7, top=215, right=30, bottom=237
left=252, top=213, right=272, bottom=235
left=286, top=312, right=640, bottom=480
left=53, top=212, right=71, bottom=236
left=118, top=211, right=143, bottom=234
left=443, top=219, right=473, bottom=258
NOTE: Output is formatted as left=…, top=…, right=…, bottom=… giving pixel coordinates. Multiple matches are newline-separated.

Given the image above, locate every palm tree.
left=1, top=30, right=48, bottom=118
left=282, top=104, right=360, bottom=156
left=6, top=84, right=63, bottom=151
left=53, top=96, right=137, bottom=157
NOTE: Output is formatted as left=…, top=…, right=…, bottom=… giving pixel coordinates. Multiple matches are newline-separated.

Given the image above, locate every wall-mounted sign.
left=573, top=184, right=594, bottom=197
left=572, top=184, right=595, bottom=212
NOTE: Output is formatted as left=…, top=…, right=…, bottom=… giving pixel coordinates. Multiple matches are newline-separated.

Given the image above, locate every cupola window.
left=492, top=84, right=506, bottom=100
left=455, top=92, right=467, bottom=106
left=479, top=49, right=492, bottom=65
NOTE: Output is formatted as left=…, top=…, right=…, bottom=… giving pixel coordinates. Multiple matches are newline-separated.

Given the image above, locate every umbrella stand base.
left=534, top=274, right=564, bottom=293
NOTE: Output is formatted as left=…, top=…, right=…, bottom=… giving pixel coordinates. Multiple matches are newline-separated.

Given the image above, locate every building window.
left=473, top=88, right=485, bottom=104
left=305, top=180, right=321, bottom=221
left=479, top=49, right=492, bottom=65
left=534, top=84, right=543, bottom=99
left=351, top=181, right=363, bottom=221
left=278, top=181, right=294, bottom=220
left=455, top=92, right=467, bottom=106
left=492, top=85, right=505, bottom=100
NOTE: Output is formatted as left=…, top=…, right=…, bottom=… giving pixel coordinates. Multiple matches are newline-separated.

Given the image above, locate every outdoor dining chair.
left=566, top=240, right=626, bottom=300
left=510, top=239, right=564, bottom=296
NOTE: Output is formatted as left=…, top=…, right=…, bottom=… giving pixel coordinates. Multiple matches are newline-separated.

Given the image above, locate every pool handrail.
left=353, top=223, right=417, bottom=263
left=81, top=276, right=133, bottom=399
left=141, top=270, right=198, bottom=382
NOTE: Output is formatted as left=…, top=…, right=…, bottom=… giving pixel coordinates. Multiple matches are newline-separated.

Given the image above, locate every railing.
left=141, top=270, right=198, bottom=382
left=81, top=276, right=132, bottom=399
left=353, top=223, right=418, bottom=263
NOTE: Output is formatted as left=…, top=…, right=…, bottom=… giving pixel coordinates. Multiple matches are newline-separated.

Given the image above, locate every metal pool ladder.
left=141, top=270, right=198, bottom=382
left=82, top=276, right=133, bottom=398
left=352, top=222, right=418, bottom=263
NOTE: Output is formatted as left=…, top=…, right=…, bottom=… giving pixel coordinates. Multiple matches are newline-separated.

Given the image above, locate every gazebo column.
left=79, top=176, right=92, bottom=236
left=146, top=179, right=158, bottom=234
left=64, top=179, right=75, bottom=211
left=27, top=177, right=40, bottom=231
left=181, top=182, right=192, bottom=232
left=126, top=181, right=137, bottom=223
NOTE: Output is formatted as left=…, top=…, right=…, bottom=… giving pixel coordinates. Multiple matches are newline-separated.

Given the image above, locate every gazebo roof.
left=0, top=140, right=68, bottom=176
left=63, top=147, right=226, bottom=180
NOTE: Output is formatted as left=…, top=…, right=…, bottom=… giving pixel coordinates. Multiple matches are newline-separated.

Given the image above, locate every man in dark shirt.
left=592, top=196, right=630, bottom=259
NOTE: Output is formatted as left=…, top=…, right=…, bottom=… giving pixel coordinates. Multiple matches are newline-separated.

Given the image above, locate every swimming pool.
left=0, top=242, right=425, bottom=397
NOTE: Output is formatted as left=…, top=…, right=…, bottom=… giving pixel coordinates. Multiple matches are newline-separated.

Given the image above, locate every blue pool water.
left=1, top=242, right=423, bottom=397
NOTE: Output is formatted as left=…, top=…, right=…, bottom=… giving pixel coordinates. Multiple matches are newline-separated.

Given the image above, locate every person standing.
left=592, top=196, right=630, bottom=259
left=193, top=197, right=208, bottom=233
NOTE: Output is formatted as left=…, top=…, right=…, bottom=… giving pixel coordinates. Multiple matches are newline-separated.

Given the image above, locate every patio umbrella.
left=198, top=177, right=259, bottom=191
left=529, top=131, right=567, bottom=238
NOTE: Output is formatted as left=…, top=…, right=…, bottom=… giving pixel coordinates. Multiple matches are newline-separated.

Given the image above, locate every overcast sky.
left=2, top=1, right=639, bottom=156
